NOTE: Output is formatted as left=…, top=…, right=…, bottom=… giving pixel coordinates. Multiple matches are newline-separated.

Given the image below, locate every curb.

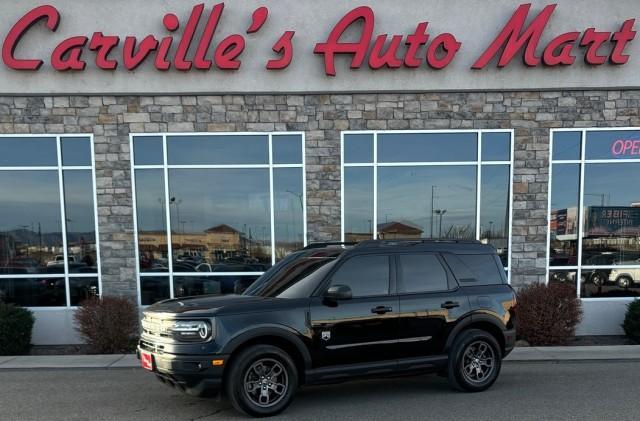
left=2, top=346, right=639, bottom=370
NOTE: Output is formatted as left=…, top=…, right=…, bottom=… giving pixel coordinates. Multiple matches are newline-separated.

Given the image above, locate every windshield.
left=243, top=257, right=336, bottom=298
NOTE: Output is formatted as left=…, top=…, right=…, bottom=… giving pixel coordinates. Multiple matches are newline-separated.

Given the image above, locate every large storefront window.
left=0, top=135, right=100, bottom=307
left=131, top=133, right=306, bottom=305
left=341, top=130, right=513, bottom=277
left=548, top=129, right=640, bottom=298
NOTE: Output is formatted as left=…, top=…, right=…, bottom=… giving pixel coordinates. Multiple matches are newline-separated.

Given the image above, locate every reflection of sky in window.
left=583, top=163, right=640, bottom=207
left=168, top=169, right=271, bottom=235
left=551, top=164, right=580, bottom=211
left=272, top=135, right=303, bottom=164
left=167, top=135, right=269, bottom=165
left=62, top=170, right=96, bottom=234
left=273, top=168, right=304, bottom=242
left=133, top=136, right=163, bottom=165
left=378, top=133, right=477, bottom=162
left=377, top=166, right=476, bottom=237
left=135, top=170, right=166, bottom=232
left=0, top=171, right=62, bottom=235
left=552, top=132, right=581, bottom=160
left=480, top=165, right=510, bottom=235
left=344, top=134, right=373, bottom=163
left=61, top=137, right=91, bottom=166
left=0, top=137, right=57, bottom=166
left=344, top=167, right=373, bottom=234
left=481, top=133, right=511, bottom=161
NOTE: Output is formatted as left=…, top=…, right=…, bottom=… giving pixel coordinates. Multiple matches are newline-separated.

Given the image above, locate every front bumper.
left=137, top=343, right=229, bottom=397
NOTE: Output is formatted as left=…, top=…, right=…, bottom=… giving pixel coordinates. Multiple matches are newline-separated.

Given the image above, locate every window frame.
left=340, top=129, right=514, bottom=283
left=548, top=127, right=640, bottom=301
left=0, top=134, right=101, bottom=309
left=130, top=132, right=307, bottom=306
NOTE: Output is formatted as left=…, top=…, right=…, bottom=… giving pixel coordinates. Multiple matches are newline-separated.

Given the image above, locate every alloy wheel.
left=461, top=340, right=496, bottom=384
left=243, top=358, right=289, bottom=408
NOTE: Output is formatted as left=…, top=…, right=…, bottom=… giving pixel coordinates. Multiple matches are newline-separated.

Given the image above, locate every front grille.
left=140, top=339, right=165, bottom=354
left=141, top=314, right=172, bottom=339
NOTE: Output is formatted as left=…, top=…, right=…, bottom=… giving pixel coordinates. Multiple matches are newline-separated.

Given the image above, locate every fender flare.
left=444, top=313, right=507, bottom=353
left=221, top=324, right=313, bottom=370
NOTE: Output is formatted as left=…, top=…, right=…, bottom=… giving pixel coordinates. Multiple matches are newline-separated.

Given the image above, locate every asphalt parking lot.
left=1, top=361, right=638, bottom=421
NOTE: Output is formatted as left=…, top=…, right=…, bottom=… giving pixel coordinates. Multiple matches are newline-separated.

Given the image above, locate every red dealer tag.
left=140, top=350, right=153, bottom=371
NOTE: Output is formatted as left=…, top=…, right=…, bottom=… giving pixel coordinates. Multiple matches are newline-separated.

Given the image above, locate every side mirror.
left=324, top=285, right=352, bottom=301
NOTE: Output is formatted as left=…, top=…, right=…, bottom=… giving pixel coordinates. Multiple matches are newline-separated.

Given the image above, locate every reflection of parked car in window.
left=550, top=270, right=576, bottom=283
left=581, top=253, right=616, bottom=286
left=46, top=255, right=77, bottom=267
left=608, top=260, right=640, bottom=288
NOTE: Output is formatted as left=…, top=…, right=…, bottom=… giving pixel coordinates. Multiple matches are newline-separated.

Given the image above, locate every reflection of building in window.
left=131, top=132, right=306, bottom=304
left=139, top=223, right=271, bottom=267
left=376, top=221, right=423, bottom=240
left=342, top=130, right=513, bottom=278
left=548, top=128, right=640, bottom=299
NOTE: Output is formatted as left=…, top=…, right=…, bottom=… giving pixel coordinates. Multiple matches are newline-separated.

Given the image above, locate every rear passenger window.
left=330, top=255, right=389, bottom=297
left=443, top=254, right=505, bottom=285
left=399, top=254, right=448, bottom=293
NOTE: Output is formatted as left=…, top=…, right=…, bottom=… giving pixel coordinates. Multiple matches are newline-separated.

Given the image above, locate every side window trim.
left=396, top=252, right=457, bottom=295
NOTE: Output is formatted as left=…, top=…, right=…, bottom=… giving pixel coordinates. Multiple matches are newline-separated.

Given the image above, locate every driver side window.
left=330, top=255, right=390, bottom=297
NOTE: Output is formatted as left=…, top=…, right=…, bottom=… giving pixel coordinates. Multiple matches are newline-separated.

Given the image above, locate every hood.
left=145, top=294, right=279, bottom=316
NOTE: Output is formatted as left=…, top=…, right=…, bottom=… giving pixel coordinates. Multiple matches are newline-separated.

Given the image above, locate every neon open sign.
left=611, top=139, right=640, bottom=157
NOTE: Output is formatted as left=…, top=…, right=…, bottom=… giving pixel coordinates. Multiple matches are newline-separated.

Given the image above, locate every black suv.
left=138, top=240, right=516, bottom=417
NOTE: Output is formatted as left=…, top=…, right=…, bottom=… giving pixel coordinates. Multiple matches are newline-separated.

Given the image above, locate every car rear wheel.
left=617, top=276, right=633, bottom=289
left=448, top=329, right=502, bottom=392
left=225, top=344, right=298, bottom=417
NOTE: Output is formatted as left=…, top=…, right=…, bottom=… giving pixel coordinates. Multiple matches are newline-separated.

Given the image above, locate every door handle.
left=371, top=305, right=393, bottom=314
left=441, top=301, right=460, bottom=309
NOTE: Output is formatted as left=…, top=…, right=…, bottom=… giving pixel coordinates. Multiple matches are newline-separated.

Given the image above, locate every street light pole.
left=435, top=209, right=447, bottom=239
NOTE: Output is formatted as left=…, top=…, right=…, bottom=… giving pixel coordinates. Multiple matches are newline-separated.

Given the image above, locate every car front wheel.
left=592, top=273, right=606, bottom=286
left=448, top=329, right=502, bottom=392
left=225, top=344, right=298, bottom=417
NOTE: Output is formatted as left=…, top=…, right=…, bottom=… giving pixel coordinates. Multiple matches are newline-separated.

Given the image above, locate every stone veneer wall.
left=1, top=91, right=638, bottom=299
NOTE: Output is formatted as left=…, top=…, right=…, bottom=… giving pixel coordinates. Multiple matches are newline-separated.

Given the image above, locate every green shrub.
left=622, top=300, right=640, bottom=344
left=516, top=282, right=583, bottom=346
left=0, top=303, right=35, bottom=355
left=73, top=296, right=139, bottom=354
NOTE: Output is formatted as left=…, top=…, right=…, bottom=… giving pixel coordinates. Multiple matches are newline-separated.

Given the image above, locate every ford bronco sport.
left=138, top=240, right=516, bottom=417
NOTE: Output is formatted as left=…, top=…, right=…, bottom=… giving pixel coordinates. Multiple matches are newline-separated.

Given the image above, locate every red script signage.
left=1, top=3, right=636, bottom=75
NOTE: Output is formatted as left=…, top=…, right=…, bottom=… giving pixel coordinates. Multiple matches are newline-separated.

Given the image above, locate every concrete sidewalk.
left=1, top=345, right=639, bottom=370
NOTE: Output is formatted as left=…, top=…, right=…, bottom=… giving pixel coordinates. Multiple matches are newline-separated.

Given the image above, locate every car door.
left=309, top=253, right=400, bottom=367
left=396, top=253, right=470, bottom=358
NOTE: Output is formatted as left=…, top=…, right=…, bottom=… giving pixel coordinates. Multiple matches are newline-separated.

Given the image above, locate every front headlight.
left=162, top=320, right=213, bottom=342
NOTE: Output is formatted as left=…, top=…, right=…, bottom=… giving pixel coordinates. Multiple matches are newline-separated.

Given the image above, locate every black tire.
left=592, top=273, right=606, bottom=286
left=225, top=345, right=298, bottom=417
left=447, top=329, right=502, bottom=393
left=617, top=276, right=633, bottom=289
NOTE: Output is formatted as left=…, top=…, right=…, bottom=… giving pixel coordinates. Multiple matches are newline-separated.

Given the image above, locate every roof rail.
left=303, top=241, right=358, bottom=250
left=356, top=238, right=482, bottom=248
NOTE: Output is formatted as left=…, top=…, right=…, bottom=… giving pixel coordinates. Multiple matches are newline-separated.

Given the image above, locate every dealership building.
left=1, top=0, right=640, bottom=344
